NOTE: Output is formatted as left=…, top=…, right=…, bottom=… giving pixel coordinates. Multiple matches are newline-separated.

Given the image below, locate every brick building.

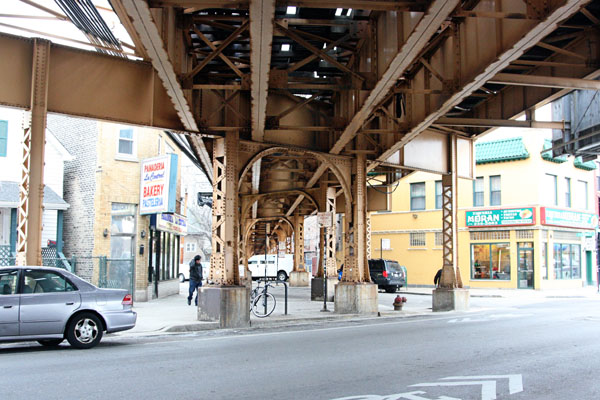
left=50, top=114, right=184, bottom=301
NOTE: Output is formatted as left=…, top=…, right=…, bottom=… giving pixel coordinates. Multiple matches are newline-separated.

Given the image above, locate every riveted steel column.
left=209, top=131, right=240, bottom=285
left=293, top=214, right=305, bottom=272
left=16, top=39, right=50, bottom=267
left=440, top=134, right=462, bottom=288
left=343, top=154, right=368, bottom=282
left=325, top=187, right=338, bottom=278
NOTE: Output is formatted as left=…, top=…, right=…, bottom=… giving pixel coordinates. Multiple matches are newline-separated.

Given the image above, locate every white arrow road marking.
left=442, top=375, right=523, bottom=395
left=395, top=390, right=461, bottom=400
left=410, top=381, right=497, bottom=400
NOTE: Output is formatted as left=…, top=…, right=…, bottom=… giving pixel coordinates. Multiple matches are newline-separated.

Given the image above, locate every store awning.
left=476, top=137, right=530, bottom=164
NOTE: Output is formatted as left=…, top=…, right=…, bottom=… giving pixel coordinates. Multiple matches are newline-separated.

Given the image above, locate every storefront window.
left=472, top=243, right=511, bottom=280
left=553, top=243, right=581, bottom=279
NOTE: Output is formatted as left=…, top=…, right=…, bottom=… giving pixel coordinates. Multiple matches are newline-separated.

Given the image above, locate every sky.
left=0, top=0, right=135, bottom=57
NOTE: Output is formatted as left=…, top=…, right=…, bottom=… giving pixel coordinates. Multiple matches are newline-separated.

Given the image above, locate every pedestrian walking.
left=188, top=255, right=203, bottom=306
left=434, top=268, right=442, bottom=287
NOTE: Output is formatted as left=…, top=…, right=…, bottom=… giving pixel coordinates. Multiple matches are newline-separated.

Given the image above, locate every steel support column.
left=209, top=131, right=240, bottom=285
left=325, top=187, right=337, bottom=278
left=439, top=135, right=462, bottom=289
left=293, top=214, right=305, bottom=272
left=16, top=39, right=50, bottom=267
left=342, top=154, right=368, bottom=282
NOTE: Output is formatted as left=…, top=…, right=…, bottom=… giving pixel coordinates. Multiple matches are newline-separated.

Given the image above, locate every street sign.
left=317, top=212, right=333, bottom=228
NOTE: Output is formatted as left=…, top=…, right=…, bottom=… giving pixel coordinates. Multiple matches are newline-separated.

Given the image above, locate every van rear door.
left=368, top=259, right=385, bottom=283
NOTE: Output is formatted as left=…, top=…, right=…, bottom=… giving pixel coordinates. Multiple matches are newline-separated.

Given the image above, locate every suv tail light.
left=382, top=270, right=388, bottom=278
left=122, top=294, right=133, bottom=306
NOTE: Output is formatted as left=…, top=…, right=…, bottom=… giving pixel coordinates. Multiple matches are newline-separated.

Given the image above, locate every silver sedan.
left=0, top=266, right=136, bottom=349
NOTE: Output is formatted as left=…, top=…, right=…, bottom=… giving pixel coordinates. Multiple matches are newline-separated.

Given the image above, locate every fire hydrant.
left=393, top=295, right=406, bottom=311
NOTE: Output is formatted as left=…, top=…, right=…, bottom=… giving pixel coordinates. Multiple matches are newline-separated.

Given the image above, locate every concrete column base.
left=197, top=286, right=250, bottom=328
left=289, top=271, right=310, bottom=287
left=311, top=277, right=337, bottom=302
left=334, top=282, right=378, bottom=314
left=432, top=288, right=469, bottom=312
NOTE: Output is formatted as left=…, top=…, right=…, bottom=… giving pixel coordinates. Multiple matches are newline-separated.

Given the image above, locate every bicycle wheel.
left=251, top=293, right=276, bottom=318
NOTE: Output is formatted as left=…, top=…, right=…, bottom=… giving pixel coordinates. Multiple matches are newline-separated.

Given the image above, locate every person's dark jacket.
left=189, top=259, right=203, bottom=281
left=434, top=268, right=442, bottom=287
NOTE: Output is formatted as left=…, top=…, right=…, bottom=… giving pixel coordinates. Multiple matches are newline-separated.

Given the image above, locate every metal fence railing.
left=0, top=249, right=132, bottom=293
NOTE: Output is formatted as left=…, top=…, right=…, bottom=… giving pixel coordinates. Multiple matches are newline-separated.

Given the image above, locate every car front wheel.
left=66, top=312, right=103, bottom=349
left=179, top=273, right=186, bottom=282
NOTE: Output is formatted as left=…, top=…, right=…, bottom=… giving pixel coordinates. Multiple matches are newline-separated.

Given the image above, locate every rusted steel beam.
left=184, top=21, right=248, bottom=80
left=376, top=0, right=592, bottom=168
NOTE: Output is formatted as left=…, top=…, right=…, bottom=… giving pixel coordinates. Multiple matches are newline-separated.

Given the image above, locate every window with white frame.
left=435, top=181, right=442, bottom=209
left=473, top=177, right=484, bottom=206
left=117, top=128, right=135, bottom=157
left=490, top=175, right=501, bottom=206
left=410, top=182, right=425, bottom=210
left=186, top=243, right=196, bottom=252
left=546, top=173, right=557, bottom=205
left=435, top=232, right=443, bottom=247
left=409, top=232, right=426, bottom=247
left=576, top=180, right=588, bottom=209
left=564, top=177, right=571, bottom=207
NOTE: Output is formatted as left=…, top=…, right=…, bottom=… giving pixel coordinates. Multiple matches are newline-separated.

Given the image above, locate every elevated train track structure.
left=1, top=0, right=599, bottom=323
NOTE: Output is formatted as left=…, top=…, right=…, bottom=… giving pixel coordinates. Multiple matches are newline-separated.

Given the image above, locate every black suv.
left=368, top=259, right=406, bottom=293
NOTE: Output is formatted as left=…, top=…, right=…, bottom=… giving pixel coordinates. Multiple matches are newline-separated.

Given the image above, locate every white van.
left=247, top=254, right=293, bottom=281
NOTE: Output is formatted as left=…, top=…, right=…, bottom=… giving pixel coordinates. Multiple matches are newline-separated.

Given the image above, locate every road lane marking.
left=442, top=375, right=523, bottom=394
left=331, top=374, right=523, bottom=400
left=411, top=381, right=497, bottom=400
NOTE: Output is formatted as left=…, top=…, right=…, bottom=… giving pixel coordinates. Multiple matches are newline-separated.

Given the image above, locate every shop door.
left=518, top=249, right=534, bottom=289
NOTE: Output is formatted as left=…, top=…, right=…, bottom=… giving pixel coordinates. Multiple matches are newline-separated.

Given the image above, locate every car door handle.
left=3, top=305, right=12, bottom=309
left=66, top=302, right=74, bottom=305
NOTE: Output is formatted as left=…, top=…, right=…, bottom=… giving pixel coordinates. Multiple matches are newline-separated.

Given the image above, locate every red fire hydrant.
left=393, top=295, right=407, bottom=311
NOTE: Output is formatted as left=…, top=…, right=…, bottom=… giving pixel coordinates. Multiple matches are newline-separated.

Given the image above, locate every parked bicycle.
left=250, top=280, right=276, bottom=318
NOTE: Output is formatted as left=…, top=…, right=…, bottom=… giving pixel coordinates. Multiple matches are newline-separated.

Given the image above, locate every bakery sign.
left=139, top=154, right=178, bottom=215
left=466, top=207, right=535, bottom=227
left=540, top=207, right=597, bottom=230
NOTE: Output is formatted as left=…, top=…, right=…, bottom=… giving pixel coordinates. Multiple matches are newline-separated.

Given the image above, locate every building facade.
left=50, top=114, right=184, bottom=301
left=0, top=107, right=71, bottom=265
left=371, top=130, right=597, bottom=290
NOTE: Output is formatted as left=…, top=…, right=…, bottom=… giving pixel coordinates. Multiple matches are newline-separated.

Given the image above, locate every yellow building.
left=370, top=131, right=597, bottom=290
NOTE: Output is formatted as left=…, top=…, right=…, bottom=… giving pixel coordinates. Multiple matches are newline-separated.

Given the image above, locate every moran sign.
left=139, top=154, right=178, bottom=215
left=466, top=208, right=535, bottom=227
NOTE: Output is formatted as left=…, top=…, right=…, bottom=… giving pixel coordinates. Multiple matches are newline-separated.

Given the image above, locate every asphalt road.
left=1, top=298, right=599, bottom=400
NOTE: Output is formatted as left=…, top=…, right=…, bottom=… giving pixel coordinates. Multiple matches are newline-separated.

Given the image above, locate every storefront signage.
left=153, top=213, right=187, bottom=235
left=540, top=207, right=597, bottom=230
left=466, top=208, right=535, bottom=227
left=139, top=154, right=178, bottom=215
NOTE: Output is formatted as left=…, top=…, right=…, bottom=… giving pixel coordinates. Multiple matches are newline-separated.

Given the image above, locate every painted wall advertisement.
left=466, top=208, right=535, bottom=227
left=540, top=207, right=597, bottom=229
left=139, top=154, right=178, bottom=215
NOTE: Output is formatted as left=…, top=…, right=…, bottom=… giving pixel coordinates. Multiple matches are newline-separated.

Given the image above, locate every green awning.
left=541, top=139, right=567, bottom=163
left=475, top=137, right=529, bottom=164
left=574, top=156, right=597, bottom=170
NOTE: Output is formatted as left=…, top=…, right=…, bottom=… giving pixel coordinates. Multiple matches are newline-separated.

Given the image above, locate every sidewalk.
left=112, top=283, right=599, bottom=337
